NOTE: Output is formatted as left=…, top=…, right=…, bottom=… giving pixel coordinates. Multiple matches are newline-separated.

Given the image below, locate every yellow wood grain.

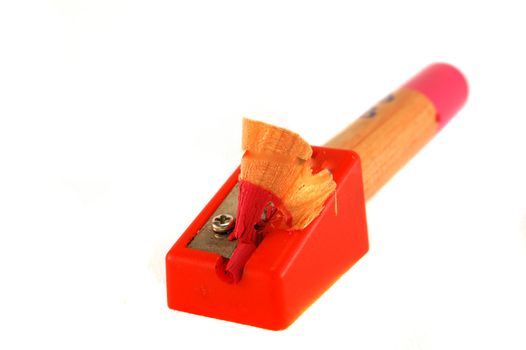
left=325, top=89, right=437, bottom=200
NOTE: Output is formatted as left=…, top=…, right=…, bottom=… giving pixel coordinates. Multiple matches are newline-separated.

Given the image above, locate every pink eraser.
left=403, top=63, right=469, bottom=130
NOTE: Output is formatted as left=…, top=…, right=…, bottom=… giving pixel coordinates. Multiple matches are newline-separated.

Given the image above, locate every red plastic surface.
left=402, top=63, right=469, bottom=130
left=166, top=146, right=369, bottom=330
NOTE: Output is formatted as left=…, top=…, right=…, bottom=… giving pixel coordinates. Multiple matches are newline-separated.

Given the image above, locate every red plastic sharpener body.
left=166, top=146, right=369, bottom=330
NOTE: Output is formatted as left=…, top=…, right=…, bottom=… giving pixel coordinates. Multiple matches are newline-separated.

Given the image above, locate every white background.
left=1, top=1, right=525, bottom=349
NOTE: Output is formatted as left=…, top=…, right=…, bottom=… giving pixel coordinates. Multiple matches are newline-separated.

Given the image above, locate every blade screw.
left=211, top=214, right=235, bottom=236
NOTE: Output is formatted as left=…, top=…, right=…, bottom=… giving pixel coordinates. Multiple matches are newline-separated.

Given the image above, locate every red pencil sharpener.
left=166, top=146, right=369, bottom=330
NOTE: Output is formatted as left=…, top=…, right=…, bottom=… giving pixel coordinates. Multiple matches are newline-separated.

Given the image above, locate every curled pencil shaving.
left=218, top=118, right=336, bottom=283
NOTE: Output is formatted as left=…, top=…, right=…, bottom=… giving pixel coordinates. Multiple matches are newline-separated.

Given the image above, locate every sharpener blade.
left=187, top=183, right=239, bottom=258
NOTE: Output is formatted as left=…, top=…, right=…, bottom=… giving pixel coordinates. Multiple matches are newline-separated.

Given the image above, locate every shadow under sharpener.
left=166, top=146, right=369, bottom=330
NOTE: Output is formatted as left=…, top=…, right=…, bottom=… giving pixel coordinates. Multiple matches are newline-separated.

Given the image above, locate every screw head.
left=211, top=214, right=235, bottom=235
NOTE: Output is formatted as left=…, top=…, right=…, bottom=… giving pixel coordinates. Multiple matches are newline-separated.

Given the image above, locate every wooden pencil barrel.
left=325, top=88, right=438, bottom=200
